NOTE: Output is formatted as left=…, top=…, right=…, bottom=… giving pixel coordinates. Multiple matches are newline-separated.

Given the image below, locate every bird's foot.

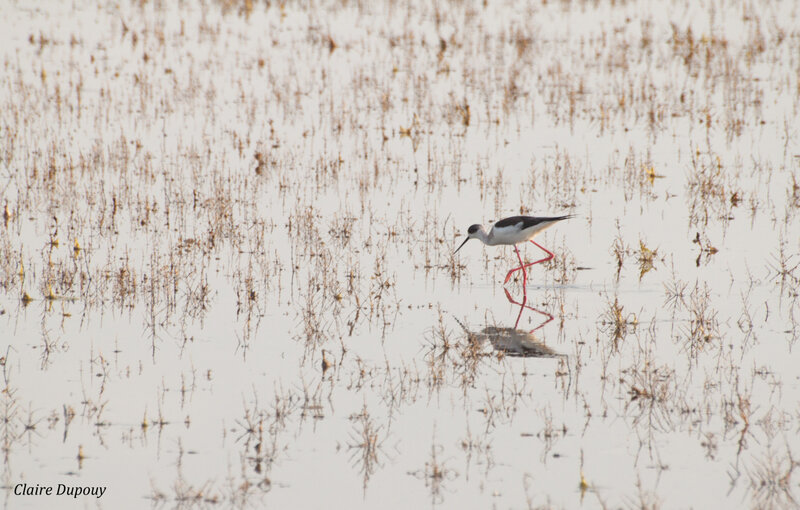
left=504, top=268, right=519, bottom=284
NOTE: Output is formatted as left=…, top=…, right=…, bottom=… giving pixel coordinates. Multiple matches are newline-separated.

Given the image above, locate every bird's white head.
left=455, top=224, right=486, bottom=253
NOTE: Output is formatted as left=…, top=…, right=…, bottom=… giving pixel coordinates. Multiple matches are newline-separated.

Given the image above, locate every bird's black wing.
left=494, top=215, right=571, bottom=229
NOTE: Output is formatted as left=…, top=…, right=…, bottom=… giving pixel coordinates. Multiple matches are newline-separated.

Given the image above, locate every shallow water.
left=1, top=0, right=799, bottom=508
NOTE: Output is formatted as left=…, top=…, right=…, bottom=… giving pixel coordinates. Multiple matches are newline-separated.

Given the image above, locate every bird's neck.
left=477, top=228, right=493, bottom=245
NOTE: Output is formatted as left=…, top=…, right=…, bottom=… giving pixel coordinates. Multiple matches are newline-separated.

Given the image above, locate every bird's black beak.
left=454, top=237, right=470, bottom=254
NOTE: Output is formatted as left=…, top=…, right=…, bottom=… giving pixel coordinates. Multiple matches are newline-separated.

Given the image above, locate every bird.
left=454, top=214, right=573, bottom=291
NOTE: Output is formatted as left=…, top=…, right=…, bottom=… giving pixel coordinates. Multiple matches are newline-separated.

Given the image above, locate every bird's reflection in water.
left=454, top=290, right=564, bottom=359
left=463, top=325, right=563, bottom=358
left=503, top=288, right=552, bottom=331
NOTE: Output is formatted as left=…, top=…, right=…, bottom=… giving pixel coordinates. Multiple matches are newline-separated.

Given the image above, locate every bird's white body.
left=457, top=215, right=571, bottom=249
left=475, top=221, right=559, bottom=246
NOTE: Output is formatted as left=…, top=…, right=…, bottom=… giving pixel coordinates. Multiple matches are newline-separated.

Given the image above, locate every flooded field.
left=1, top=0, right=799, bottom=508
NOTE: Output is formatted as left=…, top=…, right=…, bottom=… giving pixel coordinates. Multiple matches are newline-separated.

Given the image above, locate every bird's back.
left=493, top=215, right=571, bottom=230
left=489, top=215, right=572, bottom=244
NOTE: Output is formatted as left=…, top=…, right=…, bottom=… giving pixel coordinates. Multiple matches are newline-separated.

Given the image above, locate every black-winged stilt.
left=455, top=215, right=572, bottom=292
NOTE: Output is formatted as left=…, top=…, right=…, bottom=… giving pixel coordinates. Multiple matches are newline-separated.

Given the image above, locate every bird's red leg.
left=527, top=240, right=555, bottom=266
left=504, top=245, right=528, bottom=286
left=518, top=246, right=528, bottom=296
left=503, top=241, right=556, bottom=286
left=504, top=288, right=554, bottom=331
